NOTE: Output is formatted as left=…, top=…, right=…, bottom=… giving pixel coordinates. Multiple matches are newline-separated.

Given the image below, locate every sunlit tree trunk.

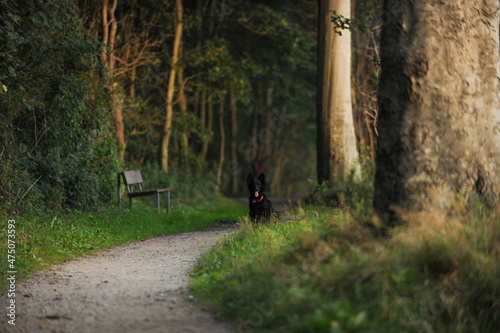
left=161, top=0, right=183, bottom=173
left=316, top=0, right=360, bottom=184
left=374, top=0, right=500, bottom=218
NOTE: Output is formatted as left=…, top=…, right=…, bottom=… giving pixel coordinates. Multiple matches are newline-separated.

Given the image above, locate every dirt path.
left=1, top=225, right=237, bottom=333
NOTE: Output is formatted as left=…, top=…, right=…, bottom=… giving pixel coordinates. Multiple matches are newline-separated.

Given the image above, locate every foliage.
left=330, top=0, right=383, bottom=36
left=0, top=197, right=247, bottom=293
left=191, top=201, right=500, bottom=332
left=120, top=0, right=317, bottom=196
left=0, top=0, right=119, bottom=215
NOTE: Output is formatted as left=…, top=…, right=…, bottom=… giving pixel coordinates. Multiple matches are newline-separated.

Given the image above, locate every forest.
left=1, top=0, right=500, bottom=332
left=1, top=0, right=383, bottom=213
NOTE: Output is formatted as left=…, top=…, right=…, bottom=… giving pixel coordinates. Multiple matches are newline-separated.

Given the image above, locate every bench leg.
left=129, top=197, right=132, bottom=209
left=167, top=191, right=170, bottom=213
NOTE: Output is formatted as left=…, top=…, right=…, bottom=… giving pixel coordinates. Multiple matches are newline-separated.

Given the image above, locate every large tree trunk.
left=374, top=0, right=500, bottom=218
left=316, top=0, right=360, bottom=184
left=161, top=0, right=183, bottom=173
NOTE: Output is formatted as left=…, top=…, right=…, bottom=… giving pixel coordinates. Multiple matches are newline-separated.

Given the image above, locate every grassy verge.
left=0, top=197, right=247, bottom=293
left=190, top=202, right=500, bottom=332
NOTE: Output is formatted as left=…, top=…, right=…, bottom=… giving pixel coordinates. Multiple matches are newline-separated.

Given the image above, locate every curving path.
left=1, top=225, right=237, bottom=333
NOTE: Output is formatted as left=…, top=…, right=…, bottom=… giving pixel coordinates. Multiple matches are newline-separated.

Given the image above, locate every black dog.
left=247, top=173, right=276, bottom=221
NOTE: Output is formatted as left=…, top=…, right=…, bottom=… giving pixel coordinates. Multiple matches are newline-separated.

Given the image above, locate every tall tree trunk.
left=374, top=0, right=500, bottom=219
left=161, top=0, right=183, bottom=173
left=316, top=0, right=360, bottom=184
left=230, top=92, right=239, bottom=194
left=215, top=102, right=225, bottom=193
left=270, top=103, right=289, bottom=196
left=201, top=94, right=213, bottom=161
left=177, top=62, right=189, bottom=165
left=102, top=0, right=126, bottom=160
left=261, top=81, right=274, bottom=163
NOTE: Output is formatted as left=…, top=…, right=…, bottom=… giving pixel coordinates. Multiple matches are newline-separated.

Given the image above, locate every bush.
left=0, top=0, right=120, bottom=216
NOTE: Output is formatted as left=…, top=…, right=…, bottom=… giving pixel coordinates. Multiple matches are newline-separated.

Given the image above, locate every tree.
left=317, top=0, right=361, bottom=184
left=100, top=0, right=161, bottom=160
left=161, top=0, right=183, bottom=173
left=374, top=0, right=500, bottom=218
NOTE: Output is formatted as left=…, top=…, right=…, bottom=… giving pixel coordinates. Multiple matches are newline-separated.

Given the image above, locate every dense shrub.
left=0, top=0, right=119, bottom=215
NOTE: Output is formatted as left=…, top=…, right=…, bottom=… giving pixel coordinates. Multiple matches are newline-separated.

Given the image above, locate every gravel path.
left=1, top=225, right=237, bottom=333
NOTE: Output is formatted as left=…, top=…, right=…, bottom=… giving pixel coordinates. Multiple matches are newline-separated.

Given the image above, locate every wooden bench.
left=117, top=171, right=171, bottom=213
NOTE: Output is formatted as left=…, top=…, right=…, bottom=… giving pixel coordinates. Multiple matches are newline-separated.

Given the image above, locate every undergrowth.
left=0, top=197, right=247, bottom=293
left=191, top=198, right=500, bottom=332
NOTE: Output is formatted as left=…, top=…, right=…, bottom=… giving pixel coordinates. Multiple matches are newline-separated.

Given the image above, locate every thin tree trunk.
left=198, top=90, right=206, bottom=155
left=286, top=160, right=296, bottom=198
left=177, top=63, right=189, bottom=165
left=270, top=103, right=288, bottom=195
left=112, top=84, right=125, bottom=160
left=230, top=92, right=239, bottom=194
left=375, top=0, right=500, bottom=218
left=215, top=102, right=225, bottom=193
left=316, top=0, right=332, bottom=183
left=161, top=0, right=183, bottom=173
left=364, top=110, right=376, bottom=161
left=201, top=94, right=212, bottom=161
left=261, top=82, right=274, bottom=162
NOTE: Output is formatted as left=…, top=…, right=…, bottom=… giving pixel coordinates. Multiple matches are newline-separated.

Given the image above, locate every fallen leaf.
left=39, top=324, right=47, bottom=329
left=53, top=297, right=62, bottom=301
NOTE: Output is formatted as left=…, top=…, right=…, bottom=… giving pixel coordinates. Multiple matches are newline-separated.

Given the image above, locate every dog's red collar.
left=252, top=195, right=264, bottom=204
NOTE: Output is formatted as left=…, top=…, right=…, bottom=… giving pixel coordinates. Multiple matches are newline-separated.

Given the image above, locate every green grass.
left=190, top=202, right=500, bottom=332
left=0, top=196, right=247, bottom=293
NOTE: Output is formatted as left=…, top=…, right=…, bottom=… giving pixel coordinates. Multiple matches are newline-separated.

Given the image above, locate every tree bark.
left=316, top=0, right=361, bottom=184
left=161, top=0, right=183, bottom=173
left=374, top=0, right=500, bottom=218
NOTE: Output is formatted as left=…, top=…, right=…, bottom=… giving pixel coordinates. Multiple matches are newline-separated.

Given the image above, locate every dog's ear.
left=258, top=173, right=266, bottom=189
